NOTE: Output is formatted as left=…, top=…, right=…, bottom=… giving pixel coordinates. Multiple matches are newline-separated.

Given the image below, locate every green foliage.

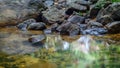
left=111, top=0, right=120, bottom=2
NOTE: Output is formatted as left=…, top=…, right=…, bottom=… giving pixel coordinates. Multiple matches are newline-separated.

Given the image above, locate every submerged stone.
left=28, top=35, right=45, bottom=44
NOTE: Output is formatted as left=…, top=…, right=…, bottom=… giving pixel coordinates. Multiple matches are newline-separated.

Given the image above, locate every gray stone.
left=17, top=18, right=36, bottom=31
left=97, top=3, right=120, bottom=25
left=27, top=22, right=46, bottom=30
left=67, top=15, right=85, bottom=24
left=0, top=0, right=45, bottom=27
left=106, top=21, right=120, bottom=34
left=44, top=29, right=52, bottom=34
left=82, top=28, right=108, bottom=35
left=28, top=35, right=45, bottom=44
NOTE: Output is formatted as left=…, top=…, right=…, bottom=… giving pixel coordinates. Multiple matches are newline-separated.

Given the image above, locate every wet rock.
left=82, top=28, right=108, bottom=35
left=97, top=3, right=120, bottom=25
left=106, top=21, right=120, bottom=34
left=17, top=19, right=36, bottom=31
left=28, top=35, right=45, bottom=44
left=67, top=15, right=85, bottom=24
left=27, top=22, right=46, bottom=30
left=17, top=23, right=28, bottom=31
left=44, top=29, right=52, bottom=34
left=0, top=0, right=45, bottom=27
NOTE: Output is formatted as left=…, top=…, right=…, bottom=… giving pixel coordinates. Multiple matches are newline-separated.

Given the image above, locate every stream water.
left=0, top=27, right=120, bottom=68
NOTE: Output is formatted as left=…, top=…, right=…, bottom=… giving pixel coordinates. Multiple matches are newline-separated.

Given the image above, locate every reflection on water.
left=0, top=27, right=120, bottom=68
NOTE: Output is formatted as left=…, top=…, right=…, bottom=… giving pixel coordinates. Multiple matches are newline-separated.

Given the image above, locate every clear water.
left=0, top=27, right=120, bottom=68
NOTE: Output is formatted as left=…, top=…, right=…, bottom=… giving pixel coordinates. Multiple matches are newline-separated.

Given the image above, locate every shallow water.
left=0, top=27, right=120, bottom=68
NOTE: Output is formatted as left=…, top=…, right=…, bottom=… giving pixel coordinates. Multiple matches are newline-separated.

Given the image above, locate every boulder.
left=67, top=15, right=85, bottom=24
left=97, top=3, right=120, bottom=25
left=42, top=6, right=65, bottom=22
left=97, top=15, right=114, bottom=25
left=17, top=18, right=36, bottom=31
left=106, top=21, right=120, bottom=34
left=28, top=35, right=45, bottom=44
left=0, top=0, right=45, bottom=27
left=57, top=23, right=80, bottom=36
left=67, top=1, right=90, bottom=12
left=82, top=28, right=108, bottom=35
left=89, top=7, right=101, bottom=19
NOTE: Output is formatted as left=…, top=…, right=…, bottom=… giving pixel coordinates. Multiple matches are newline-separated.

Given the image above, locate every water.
left=0, top=27, right=120, bottom=68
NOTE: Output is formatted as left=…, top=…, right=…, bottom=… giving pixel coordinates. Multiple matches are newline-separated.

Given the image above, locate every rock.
left=44, top=29, right=52, bottom=34
left=106, top=21, right=120, bottom=34
left=0, top=0, right=45, bottom=27
left=97, top=3, right=120, bottom=25
left=28, top=35, right=45, bottom=44
left=82, top=28, right=108, bottom=35
left=17, top=23, right=28, bottom=31
left=68, top=4, right=88, bottom=12
left=97, top=15, right=114, bottom=25
left=28, top=0, right=45, bottom=10
left=67, top=0, right=90, bottom=12
left=17, top=18, right=36, bottom=30
left=49, top=23, right=59, bottom=31
left=87, top=21, right=103, bottom=28
left=35, top=12, right=48, bottom=23
left=42, top=6, right=65, bottom=21
left=56, top=0, right=67, bottom=8
left=27, top=22, right=46, bottom=30
left=44, top=0, right=54, bottom=7
left=67, top=15, right=85, bottom=24
left=58, top=23, right=80, bottom=36
left=78, top=24, right=87, bottom=32
left=89, top=7, right=101, bottom=19
left=23, top=18, right=36, bottom=25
